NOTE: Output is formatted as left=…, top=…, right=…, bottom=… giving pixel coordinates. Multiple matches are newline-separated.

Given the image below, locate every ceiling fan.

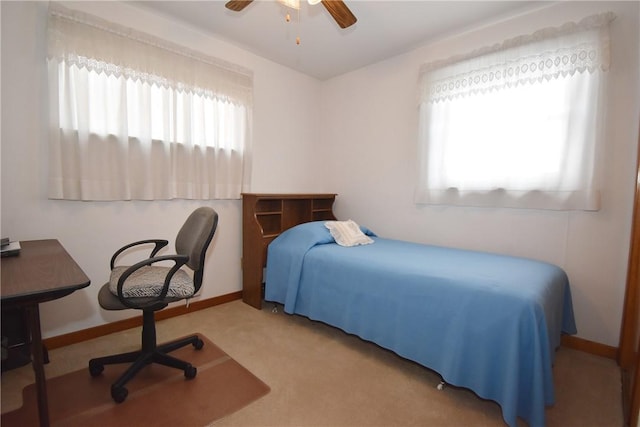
left=225, top=0, right=357, bottom=29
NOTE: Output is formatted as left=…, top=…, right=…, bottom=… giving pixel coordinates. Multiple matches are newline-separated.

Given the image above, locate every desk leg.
left=26, top=304, right=50, bottom=427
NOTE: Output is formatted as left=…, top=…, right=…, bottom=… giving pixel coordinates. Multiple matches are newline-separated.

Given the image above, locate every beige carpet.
left=1, top=335, right=270, bottom=426
left=1, top=300, right=623, bottom=426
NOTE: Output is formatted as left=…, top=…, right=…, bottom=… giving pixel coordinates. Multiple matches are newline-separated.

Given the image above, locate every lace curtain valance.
left=419, top=12, right=615, bottom=104
left=48, top=3, right=253, bottom=107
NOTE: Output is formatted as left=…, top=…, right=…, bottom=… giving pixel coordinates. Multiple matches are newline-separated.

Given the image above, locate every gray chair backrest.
left=175, top=207, right=218, bottom=289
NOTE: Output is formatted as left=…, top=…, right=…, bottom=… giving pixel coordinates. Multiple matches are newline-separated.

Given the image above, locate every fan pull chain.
left=283, top=4, right=301, bottom=46
left=295, top=6, right=300, bottom=45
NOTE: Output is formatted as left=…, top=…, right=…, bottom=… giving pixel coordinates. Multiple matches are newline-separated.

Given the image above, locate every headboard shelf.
left=242, top=193, right=337, bottom=309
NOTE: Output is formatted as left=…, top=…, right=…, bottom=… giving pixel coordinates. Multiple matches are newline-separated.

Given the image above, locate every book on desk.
left=1, top=239, right=20, bottom=257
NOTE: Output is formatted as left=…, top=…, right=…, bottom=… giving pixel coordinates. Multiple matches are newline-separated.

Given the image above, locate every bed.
left=263, top=220, right=577, bottom=427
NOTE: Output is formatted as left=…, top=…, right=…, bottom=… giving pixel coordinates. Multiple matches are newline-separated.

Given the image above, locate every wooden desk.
left=1, top=239, right=90, bottom=427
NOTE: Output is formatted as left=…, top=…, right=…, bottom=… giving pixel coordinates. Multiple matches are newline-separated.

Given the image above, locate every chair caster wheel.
left=185, top=364, right=197, bottom=379
left=89, top=360, right=104, bottom=377
left=193, top=337, right=204, bottom=350
left=111, top=385, right=128, bottom=403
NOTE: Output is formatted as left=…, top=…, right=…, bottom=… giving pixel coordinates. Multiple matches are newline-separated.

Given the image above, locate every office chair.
left=88, top=207, right=218, bottom=403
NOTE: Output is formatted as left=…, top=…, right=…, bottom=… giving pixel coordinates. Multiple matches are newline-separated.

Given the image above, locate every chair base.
left=88, top=310, right=204, bottom=403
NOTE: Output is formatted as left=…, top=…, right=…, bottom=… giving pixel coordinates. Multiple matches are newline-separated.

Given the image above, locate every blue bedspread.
left=265, top=222, right=576, bottom=427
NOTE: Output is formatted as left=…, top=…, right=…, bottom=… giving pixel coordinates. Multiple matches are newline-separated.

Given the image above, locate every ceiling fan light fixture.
left=225, top=0, right=357, bottom=29
left=277, top=0, right=300, bottom=10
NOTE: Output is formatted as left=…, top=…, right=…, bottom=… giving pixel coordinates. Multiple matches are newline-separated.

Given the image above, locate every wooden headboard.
left=241, top=193, right=337, bottom=309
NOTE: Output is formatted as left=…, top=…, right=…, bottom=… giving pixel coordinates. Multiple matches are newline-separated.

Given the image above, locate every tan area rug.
left=1, top=334, right=270, bottom=426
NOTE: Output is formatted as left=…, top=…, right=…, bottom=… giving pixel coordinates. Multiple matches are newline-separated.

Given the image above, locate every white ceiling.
left=131, top=1, right=547, bottom=80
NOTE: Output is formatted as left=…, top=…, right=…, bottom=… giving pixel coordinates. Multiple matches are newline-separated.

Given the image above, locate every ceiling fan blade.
left=320, top=0, right=357, bottom=29
left=225, top=0, right=254, bottom=12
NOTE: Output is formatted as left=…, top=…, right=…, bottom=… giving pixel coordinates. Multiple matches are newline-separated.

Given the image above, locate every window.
left=415, top=13, right=614, bottom=210
left=47, top=4, right=253, bottom=201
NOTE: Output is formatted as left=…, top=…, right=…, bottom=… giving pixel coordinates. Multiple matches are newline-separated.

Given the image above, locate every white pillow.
left=325, top=220, right=374, bottom=247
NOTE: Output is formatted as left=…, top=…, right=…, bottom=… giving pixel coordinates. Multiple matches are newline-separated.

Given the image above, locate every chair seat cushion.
left=109, top=265, right=195, bottom=298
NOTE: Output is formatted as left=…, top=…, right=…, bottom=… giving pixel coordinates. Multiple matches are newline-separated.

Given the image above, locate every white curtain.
left=415, top=12, right=614, bottom=211
left=47, top=3, right=253, bottom=201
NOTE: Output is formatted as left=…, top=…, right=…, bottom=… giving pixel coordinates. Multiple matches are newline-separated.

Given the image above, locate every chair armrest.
left=110, top=239, right=169, bottom=270
left=115, top=254, right=189, bottom=309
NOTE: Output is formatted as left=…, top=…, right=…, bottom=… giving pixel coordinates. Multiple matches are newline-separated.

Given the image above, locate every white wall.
left=321, top=1, right=640, bottom=347
left=0, top=1, right=324, bottom=338
left=2, top=1, right=638, bottom=348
